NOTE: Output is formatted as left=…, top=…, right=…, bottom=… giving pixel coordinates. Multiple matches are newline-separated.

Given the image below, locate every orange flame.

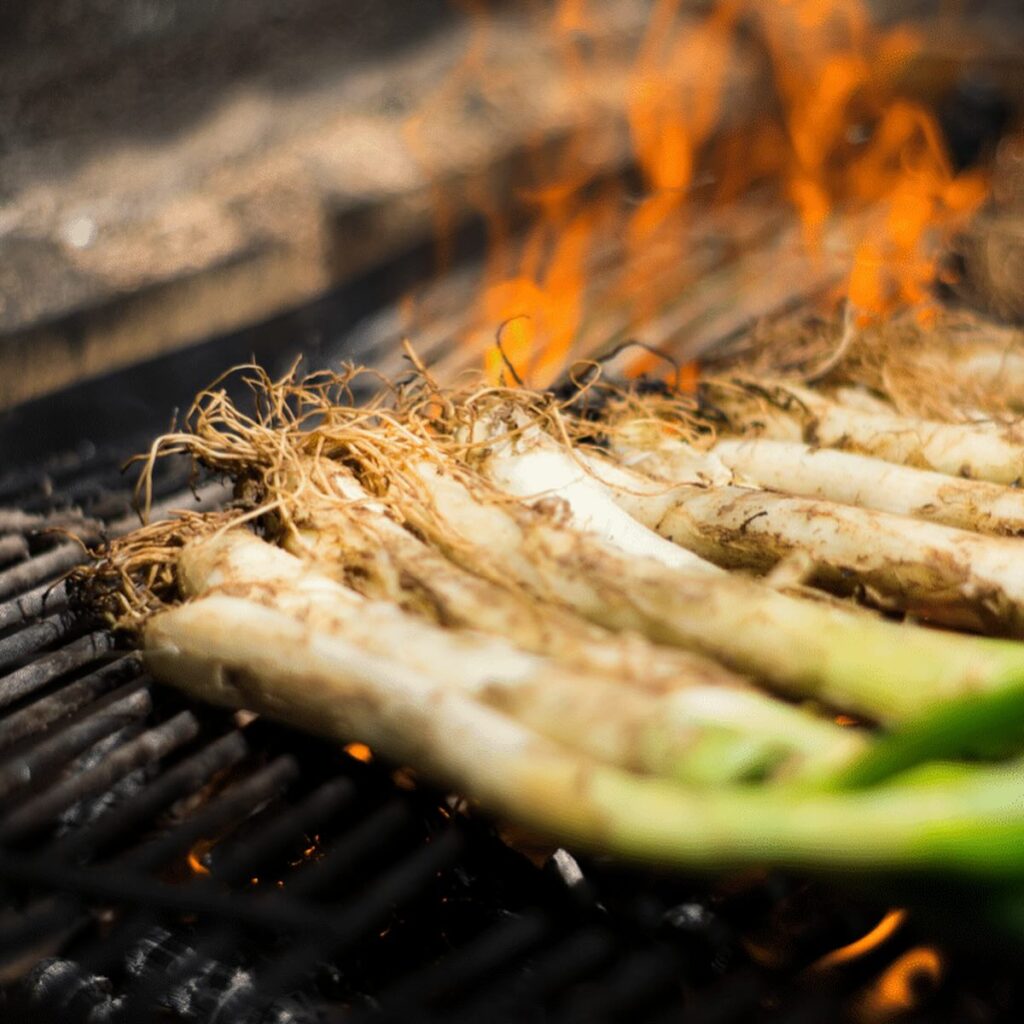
left=408, top=0, right=990, bottom=383
left=858, top=946, right=943, bottom=1021
left=846, top=102, right=988, bottom=317
left=344, top=741, right=374, bottom=763
left=620, top=0, right=740, bottom=328
left=186, top=838, right=214, bottom=876
left=814, top=908, right=906, bottom=969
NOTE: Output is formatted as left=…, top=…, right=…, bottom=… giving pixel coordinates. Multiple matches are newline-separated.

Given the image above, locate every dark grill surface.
left=2, top=380, right=1024, bottom=1024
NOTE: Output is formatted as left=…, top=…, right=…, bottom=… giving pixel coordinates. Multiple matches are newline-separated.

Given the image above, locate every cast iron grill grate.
left=0, top=404, right=1023, bottom=1024
left=0, top=441, right=737, bottom=1024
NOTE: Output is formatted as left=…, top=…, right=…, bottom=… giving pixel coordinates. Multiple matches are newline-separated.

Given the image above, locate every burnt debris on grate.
left=2, top=442, right=1024, bottom=1024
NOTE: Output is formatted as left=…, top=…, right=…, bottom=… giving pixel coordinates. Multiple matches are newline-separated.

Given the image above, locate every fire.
left=186, top=838, right=215, bottom=876
left=752, top=0, right=987, bottom=320
left=814, top=908, right=906, bottom=969
left=845, top=102, right=988, bottom=317
left=481, top=205, right=600, bottom=386
left=289, top=833, right=325, bottom=868
left=344, top=741, right=374, bottom=763
left=858, top=946, right=943, bottom=1021
left=406, top=0, right=991, bottom=383
left=813, top=911, right=944, bottom=1020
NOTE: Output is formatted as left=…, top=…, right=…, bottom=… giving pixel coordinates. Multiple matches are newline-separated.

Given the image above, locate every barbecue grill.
left=3, top=2, right=1024, bottom=1020
left=1, top=297, right=1024, bottom=1024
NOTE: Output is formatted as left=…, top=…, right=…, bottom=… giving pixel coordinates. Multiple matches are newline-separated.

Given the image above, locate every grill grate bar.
left=118, top=756, right=301, bottom=875
left=0, top=612, right=82, bottom=674
left=58, top=727, right=251, bottom=864
left=209, top=798, right=427, bottom=1009
left=124, top=483, right=234, bottom=532
left=363, top=911, right=550, bottom=1022
left=0, top=905, right=89, bottom=968
left=213, top=775, right=356, bottom=882
left=0, top=729, right=255, bottom=965
left=0, top=545, right=94, bottom=604
left=0, top=832, right=460, bottom=945
left=281, top=801, right=412, bottom=898
left=0, top=709, right=201, bottom=844
left=450, top=927, right=615, bottom=1024
left=60, top=755, right=304, bottom=984
left=0, top=655, right=142, bottom=755
left=555, top=946, right=683, bottom=1024
left=227, top=829, right=464, bottom=1018
left=1, top=446, right=194, bottom=518
left=114, top=778, right=378, bottom=1018
left=0, top=632, right=120, bottom=712
left=0, top=482, right=230, bottom=604
left=0, top=509, right=103, bottom=537
left=0, top=685, right=153, bottom=802
left=0, top=535, right=30, bottom=568
left=0, top=905, right=82, bottom=965
left=0, top=581, right=69, bottom=633
left=0, top=444, right=124, bottom=506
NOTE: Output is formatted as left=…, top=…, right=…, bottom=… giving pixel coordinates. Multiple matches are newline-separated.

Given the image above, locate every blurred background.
left=0, top=0, right=1021, bottom=423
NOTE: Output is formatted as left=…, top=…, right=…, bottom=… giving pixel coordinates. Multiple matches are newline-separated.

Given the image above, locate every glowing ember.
left=814, top=908, right=906, bottom=969
left=858, top=945, right=944, bottom=1021
left=289, top=833, right=325, bottom=868
left=409, top=0, right=990, bottom=384
left=185, top=838, right=214, bottom=876
left=344, top=741, right=374, bottom=763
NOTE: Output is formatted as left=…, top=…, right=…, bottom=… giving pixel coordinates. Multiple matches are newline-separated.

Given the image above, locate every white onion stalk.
left=142, top=596, right=1024, bottom=879
left=475, top=427, right=720, bottom=575
left=607, top=412, right=1024, bottom=539
left=383, top=432, right=1024, bottom=722
left=591, top=431, right=1024, bottom=635
left=704, top=377, right=1024, bottom=484
left=606, top=476, right=1024, bottom=636
left=710, top=438, right=1024, bottom=537
left=125, top=367, right=1024, bottom=722
left=281, top=462, right=744, bottom=693
left=498, top=423, right=1024, bottom=635
left=179, top=528, right=860, bottom=783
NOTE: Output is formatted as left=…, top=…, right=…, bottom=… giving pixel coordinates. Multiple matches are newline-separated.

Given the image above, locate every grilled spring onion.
left=604, top=392, right=1024, bottom=537
left=136, top=367, right=1024, bottom=721
left=590, top=448, right=1024, bottom=636
left=702, top=377, right=1024, bottom=484
left=710, top=438, right=1024, bottom=537
left=101, top=366, right=1024, bottom=876
left=144, top=594, right=1024, bottom=878
left=147, top=366, right=739, bottom=694
left=372, top=412, right=1024, bottom=723
left=177, top=527, right=861, bottom=783
left=487, top=422, right=1024, bottom=634
left=279, top=461, right=746, bottom=693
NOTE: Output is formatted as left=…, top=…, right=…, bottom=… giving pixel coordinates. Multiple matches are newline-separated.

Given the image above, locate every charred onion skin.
left=702, top=377, right=1024, bottom=484
left=603, top=473, right=1024, bottom=636
left=421, top=414, right=1024, bottom=722
left=710, top=438, right=1024, bottom=537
